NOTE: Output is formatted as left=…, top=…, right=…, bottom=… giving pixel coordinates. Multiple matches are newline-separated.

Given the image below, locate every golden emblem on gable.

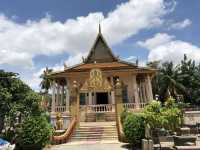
left=81, top=69, right=112, bottom=91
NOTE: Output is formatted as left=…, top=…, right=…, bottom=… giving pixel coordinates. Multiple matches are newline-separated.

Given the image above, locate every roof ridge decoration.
left=85, top=24, right=118, bottom=63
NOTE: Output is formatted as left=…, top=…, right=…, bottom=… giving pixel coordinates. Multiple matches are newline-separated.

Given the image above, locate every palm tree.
left=177, top=55, right=200, bottom=104
left=40, top=67, right=53, bottom=94
left=156, top=62, right=186, bottom=102
left=40, top=67, right=53, bottom=109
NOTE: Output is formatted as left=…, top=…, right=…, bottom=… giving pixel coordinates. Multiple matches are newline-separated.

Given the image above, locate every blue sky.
left=0, top=0, right=200, bottom=91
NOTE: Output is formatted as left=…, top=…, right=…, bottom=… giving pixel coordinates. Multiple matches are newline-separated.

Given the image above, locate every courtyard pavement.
left=47, top=141, right=131, bottom=150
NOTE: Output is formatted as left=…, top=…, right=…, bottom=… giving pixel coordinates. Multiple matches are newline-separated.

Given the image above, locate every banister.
left=52, top=117, right=77, bottom=144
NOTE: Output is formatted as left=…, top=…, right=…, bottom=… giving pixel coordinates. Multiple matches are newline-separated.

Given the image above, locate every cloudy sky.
left=0, top=0, right=200, bottom=91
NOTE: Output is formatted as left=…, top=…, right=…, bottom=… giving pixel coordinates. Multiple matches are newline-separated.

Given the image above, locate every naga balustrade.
left=52, top=117, right=77, bottom=144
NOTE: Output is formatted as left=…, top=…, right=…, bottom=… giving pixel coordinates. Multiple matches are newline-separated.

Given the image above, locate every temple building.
left=49, top=26, right=156, bottom=128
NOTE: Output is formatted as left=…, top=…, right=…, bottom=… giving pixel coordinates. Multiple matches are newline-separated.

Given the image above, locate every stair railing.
left=52, top=117, right=77, bottom=144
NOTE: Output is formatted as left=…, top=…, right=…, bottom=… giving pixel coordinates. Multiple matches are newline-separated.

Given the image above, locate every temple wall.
left=64, top=71, right=151, bottom=104
left=184, top=111, right=200, bottom=125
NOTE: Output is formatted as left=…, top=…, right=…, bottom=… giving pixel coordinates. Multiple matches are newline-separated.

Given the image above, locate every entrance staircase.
left=69, top=121, right=118, bottom=144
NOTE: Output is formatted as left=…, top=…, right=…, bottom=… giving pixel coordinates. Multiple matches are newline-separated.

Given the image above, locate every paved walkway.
left=48, top=142, right=131, bottom=150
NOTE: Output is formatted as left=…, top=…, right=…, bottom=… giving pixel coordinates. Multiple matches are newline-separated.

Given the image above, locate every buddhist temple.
left=49, top=25, right=156, bottom=132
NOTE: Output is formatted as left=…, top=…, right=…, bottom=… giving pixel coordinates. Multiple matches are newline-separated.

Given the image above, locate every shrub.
left=120, top=109, right=131, bottom=125
left=143, top=100, right=165, bottom=129
left=143, top=99, right=182, bottom=132
left=16, top=115, right=53, bottom=149
left=123, top=113, right=145, bottom=145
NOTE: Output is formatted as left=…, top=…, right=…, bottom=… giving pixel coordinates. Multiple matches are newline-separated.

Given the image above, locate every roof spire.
left=98, top=23, right=101, bottom=34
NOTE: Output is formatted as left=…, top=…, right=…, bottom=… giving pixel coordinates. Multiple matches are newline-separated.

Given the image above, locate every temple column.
left=61, top=84, right=64, bottom=106
left=146, top=75, right=153, bottom=102
left=142, top=81, right=147, bottom=103
left=138, top=80, right=142, bottom=103
left=56, top=83, right=60, bottom=106
left=93, top=92, right=96, bottom=105
left=133, top=75, right=140, bottom=109
left=89, top=92, right=92, bottom=105
left=111, top=90, right=115, bottom=111
left=65, top=79, right=70, bottom=112
left=51, top=80, right=56, bottom=113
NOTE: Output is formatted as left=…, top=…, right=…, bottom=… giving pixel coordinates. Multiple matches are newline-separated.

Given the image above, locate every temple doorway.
left=96, top=92, right=108, bottom=104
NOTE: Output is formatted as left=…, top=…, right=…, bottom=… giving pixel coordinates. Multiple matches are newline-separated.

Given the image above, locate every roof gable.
left=85, top=29, right=118, bottom=63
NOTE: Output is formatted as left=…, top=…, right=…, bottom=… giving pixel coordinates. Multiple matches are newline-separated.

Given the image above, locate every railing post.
left=70, top=81, right=79, bottom=126
left=114, top=79, right=124, bottom=141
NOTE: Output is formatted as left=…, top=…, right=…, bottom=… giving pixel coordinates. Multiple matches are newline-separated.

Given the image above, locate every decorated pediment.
left=81, top=69, right=112, bottom=92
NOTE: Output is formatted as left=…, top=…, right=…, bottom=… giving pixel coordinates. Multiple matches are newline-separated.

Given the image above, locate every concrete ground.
left=47, top=142, right=131, bottom=150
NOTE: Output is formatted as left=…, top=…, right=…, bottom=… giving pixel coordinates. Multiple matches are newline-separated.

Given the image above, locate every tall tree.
left=152, top=62, right=186, bottom=102
left=151, top=54, right=200, bottom=104
left=177, top=55, right=200, bottom=104
left=40, top=67, right=53, bottom=94
left=0, top=70, right=41, bottom=133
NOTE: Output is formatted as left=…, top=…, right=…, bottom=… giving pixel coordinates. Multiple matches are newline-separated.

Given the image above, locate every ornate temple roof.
left=85, top=25, right=118, bottom=63
left=49, top=25, right=156, bottom=77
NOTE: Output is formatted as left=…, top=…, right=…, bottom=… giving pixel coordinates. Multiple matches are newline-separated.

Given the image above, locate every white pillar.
left=93, top=92, right=96, bottom=105
left=65, top=80, right=70, bottom=112
left=142, top=81, right=147, bottom=103
left=56, top=84, right=60, bottom=106
left=89, top=92, right=92, bottom=105
left=146, top=75, right=153, bottom=102
left=133, top=75, right=140, bottom=109
left=111, top=90, right=115, bottom=112
left=61, top=85, right=64, bottom=106
left=111, top=91, right=115, bottom=104
left=51, top=81, right=56, bottom=112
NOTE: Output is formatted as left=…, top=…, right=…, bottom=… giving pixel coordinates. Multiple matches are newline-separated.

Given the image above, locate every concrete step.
left=69, top=121, right=118, bottom=143
left=72, top=133, right=117, bottom=137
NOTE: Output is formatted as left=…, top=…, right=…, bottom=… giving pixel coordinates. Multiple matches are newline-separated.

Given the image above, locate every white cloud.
left=64, top=52, right=87, bottom=67
left=0, top=0, right=176, bottom=68
left=138, top=33, right=200, bottom=64
left=124, top=55, right=137, bottom=62
left=169, top=19, right=192, bottom=30
left=137, top=33, right=175, bottom=49
left=25, top=52, right=87, bottom=91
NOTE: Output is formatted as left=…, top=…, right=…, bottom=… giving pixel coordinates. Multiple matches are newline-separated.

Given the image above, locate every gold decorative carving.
left=55, top=113, right=64, bottom=130
left=81, top=69, right=112, bottom=92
